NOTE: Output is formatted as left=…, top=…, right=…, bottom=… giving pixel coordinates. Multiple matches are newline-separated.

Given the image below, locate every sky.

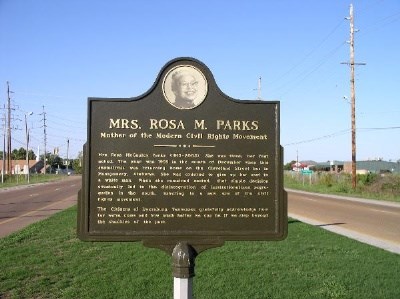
left=1, top=0, right=399, bottom=164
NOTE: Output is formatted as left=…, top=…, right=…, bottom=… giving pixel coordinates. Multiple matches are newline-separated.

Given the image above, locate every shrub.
left=365, top=174, right=400, bottom=196
left=284, top=171, right=400, bottom=201
left=357, top=173, right=378, bottom=186
left=319, top=172, right=334, bottom=187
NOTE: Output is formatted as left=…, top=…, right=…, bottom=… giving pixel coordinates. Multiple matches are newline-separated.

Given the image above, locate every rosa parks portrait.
left=163, top=65, right=208, bottom=109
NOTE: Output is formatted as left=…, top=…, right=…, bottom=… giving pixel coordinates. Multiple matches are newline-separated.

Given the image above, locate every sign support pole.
left=172, top=242, right=196, bottom=299
left=174, top=277, right=193, bottom=299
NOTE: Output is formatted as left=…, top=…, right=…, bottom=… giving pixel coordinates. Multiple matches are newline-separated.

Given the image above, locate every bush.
left=284, top=171, right=400, bottom=202
left=357, top=173, right=378, bottom=186
left=365, top=174, right=400, bottom=196
left=319, top=172, right=335, bottom=187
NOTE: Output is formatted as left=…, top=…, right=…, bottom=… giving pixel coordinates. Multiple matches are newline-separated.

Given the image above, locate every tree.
left=72, top=151, right=83, bottom=174
left=284, top=160, right=296, bottom=171
left=6, top=147, right=36, bottom=160
left=12, top=148, right=25, bottom=160
left=28, top=150, right=36, bottom=160
left=40, top=153, right=64, bottom=172
left=51, top=155, right=64, bottom=169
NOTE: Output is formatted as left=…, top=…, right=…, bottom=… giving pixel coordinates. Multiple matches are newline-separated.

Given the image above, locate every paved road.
left=0, top=176, right=81, bottom=238
left=287, top=189, right=400, bottom=254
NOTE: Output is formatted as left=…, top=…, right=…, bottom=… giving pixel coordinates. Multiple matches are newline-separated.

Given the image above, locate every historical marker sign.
left=78, top=57, right=287, bottom=245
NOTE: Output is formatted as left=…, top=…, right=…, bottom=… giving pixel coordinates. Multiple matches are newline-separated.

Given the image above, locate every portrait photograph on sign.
left=162, top=65, right=208, bottom=109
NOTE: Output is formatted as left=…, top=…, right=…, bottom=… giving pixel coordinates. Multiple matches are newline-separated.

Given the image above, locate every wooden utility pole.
left=254, top=76, right=262, bottom=100
left=25, top=112, right=33, bottom=183
left=6, top=82, right=12, bottom=175
left=41, top=106, right=47, bottom=174
left=349, top=4, right=357, bottom=189
left=343, top=4, right=365, bottom=189
left=66, top=138, right=70, bottom=173
left=1, top=110, right=5, bottom=182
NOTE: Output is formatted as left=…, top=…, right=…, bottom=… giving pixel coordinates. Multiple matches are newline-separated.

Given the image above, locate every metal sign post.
left=172, top=242, right=195, bottom=299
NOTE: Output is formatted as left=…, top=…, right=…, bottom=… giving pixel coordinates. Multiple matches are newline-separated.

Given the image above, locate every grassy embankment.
left=1, top=206, right=399, bottom=299
left=0, top=174, right=65, bottom=189
left=284, top=171, right=400, bottom=202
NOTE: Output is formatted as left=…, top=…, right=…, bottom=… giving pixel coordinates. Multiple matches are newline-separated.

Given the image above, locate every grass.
left=0, top=174, right=66, bottom=189
left=1, top=206, right=399, bottom=298
left=284, top=172, right=400, bottom=203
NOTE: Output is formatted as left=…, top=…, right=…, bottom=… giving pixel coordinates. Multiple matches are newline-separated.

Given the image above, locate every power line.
left=269, top=19, right=346, bottom=88
left=358, top=126, right=400, bottom=131
left=274, top=41, right=346, bottom=96
left=356, top=10, right=400, bottom=36
left=284, top=129, right=350, bottom=147
left=45, top=112, right=86, bottom=124
left=46, top=118, right=86, bottom=130
left=284, top=126, right=399, bottom=147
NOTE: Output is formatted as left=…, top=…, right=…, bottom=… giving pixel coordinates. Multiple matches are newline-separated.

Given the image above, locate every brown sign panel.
left=78, top=57, right=287, bottom=243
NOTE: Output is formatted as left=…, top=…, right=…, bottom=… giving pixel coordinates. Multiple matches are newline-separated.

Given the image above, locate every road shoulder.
left=287, top=189, right=400, bottom=255
left=286, top=188, right=400, bottom=208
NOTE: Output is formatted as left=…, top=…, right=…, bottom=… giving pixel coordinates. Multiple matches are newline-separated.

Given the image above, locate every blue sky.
left=1, top=0, right=399, bottom=164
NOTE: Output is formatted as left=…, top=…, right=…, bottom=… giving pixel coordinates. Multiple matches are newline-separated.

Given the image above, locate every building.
left=300, top=159, right=400, bottom=174
left=343, top=160, right=400, bottom=174
left=0, top=160, right=43, bottom=175
left=313, top=161, right=345, bottom=172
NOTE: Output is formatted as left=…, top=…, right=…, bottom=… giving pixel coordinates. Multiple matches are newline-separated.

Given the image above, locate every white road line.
left=0, top=196, right=74, bottom=225
left=303, top=198, right=317, bottom=202
left=369, top=208, right=399, bottom=215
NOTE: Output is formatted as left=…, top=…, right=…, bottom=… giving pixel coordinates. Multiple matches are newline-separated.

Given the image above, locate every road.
left=0, top=176, right=81, bottom=238
left=287, top=189, right=400, bottom=254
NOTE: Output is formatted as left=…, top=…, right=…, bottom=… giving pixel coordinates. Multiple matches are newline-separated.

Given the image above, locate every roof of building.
left=355, top=160, right=400, bottom=173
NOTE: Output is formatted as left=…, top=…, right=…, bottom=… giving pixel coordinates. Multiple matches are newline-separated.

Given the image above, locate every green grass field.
left=0, top=174, right=65, bottom=189
left=284, top=172, right=400, bottom=203
left=1, top=206, right=399, bottom=299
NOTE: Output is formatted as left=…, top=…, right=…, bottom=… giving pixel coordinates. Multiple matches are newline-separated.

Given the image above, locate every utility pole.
left=66, top=138, right=70, bottom=174
left=25, top=112, right=33, bottom=183
left=254, top=76, right=262, bottom=100
left=1, top=109, right=5, bottom=183
left=342, top=4, right=365, bottom=189
left=41, top=106, right=47, bottom=174
left=349, top=4, right=357, bottom=189
left=6, top=82, right=12, bottom=175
